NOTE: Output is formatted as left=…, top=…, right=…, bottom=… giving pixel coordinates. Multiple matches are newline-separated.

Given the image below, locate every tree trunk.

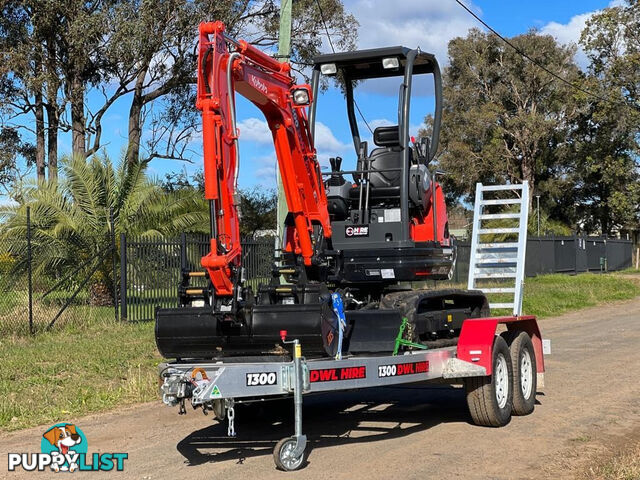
left=34, top=90, right=46, bottom=183
left=45, top=101, right=58, bottom=181
left=125, top=68, right=147, bottom=165
left=70, top=75, right=86, bottom=159
left=521, top=157, right=535, bottom=211
left=45, top=39, right=58, bottom=181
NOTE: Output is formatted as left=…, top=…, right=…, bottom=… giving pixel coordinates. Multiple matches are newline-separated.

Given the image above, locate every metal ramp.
left=467, top=182, right=530, bottom=315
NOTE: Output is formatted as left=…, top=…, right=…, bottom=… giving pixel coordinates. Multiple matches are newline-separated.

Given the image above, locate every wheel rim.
left=495, top=353, right=509, bottom=409
left=520, top=348, right=533, bottom=399
left=280, top=440, right=303, bottom=470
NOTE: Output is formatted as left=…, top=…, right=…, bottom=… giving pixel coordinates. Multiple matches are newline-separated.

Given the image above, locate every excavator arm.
left=196, top=21, right=332, bottom=297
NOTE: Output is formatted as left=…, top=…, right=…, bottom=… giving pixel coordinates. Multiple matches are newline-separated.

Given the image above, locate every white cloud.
left=540, top=12, right=592, bottom=69
left=237, top=117, right=273, bottom=144
left=540, top=1, right=622, bottom=70
left=314, top=122, right=351, bottom=153
left=253, top=153, right=278, bottom=187
left=235, top=116, right=350, bottom=185
left=346, top=0, right=480, bottom=64
left=237, top=117, right=349, bottom=154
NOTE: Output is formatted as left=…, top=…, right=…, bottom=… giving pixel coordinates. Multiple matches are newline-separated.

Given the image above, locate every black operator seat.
left=349, top=125, right=403, bottom=201
left=368, top=125, right=403, bottom=188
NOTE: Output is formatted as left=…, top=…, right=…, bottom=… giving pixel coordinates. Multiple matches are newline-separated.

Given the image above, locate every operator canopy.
left=309, top=45, right=442, bottom=167
left=312, top=46, right=438, bottom=79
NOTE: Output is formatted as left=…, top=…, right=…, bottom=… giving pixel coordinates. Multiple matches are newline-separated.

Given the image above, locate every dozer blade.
left=155, top=302, right=338, bottom=360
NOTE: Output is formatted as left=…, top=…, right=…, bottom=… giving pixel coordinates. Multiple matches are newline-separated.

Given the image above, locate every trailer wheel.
left=508, top=331, right=537, bottom=415
left=464, top=335, right=513, bottom=427
left=273, top=437, right=306, bottom=471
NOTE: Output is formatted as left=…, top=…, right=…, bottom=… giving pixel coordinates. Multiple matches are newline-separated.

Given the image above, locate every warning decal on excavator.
left=309, top=366, right=366, bottom=383
left=377, top=361, right=429, bottom=378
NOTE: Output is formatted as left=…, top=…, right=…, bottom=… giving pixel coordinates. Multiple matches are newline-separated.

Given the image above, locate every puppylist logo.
left=7, top=423, right=127, bottom=473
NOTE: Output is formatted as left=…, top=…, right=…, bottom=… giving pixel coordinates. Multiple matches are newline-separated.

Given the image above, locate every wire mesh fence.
left=0, top=207, right=118, bottom=336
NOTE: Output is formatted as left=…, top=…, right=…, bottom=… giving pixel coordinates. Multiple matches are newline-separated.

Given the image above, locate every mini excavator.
left=155, top=21, right=489, bottom=360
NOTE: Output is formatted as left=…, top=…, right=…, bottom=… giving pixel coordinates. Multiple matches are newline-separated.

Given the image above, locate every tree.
left=0, top=1, right=48, bottom=181
left=575, top=1, right=640, bottom=234
left=2, top=0, right=358, bottom=183
left=102, top=0, right=358, bottom=165
left=434, top=29, right=582, bottom=212
left=160, top=168, right=276, bottom=237
left=0, top=128, right=36, bottom=196
left=238, top=186, right=277, bottom=237
left=0, top=154, right=208, bottom=302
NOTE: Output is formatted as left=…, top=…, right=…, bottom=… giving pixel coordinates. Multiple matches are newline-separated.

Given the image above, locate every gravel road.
left=3, top=297, right=640, bottom=479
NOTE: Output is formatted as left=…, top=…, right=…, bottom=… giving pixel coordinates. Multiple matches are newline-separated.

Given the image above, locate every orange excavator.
left=155, top=21, right=488, bottom=360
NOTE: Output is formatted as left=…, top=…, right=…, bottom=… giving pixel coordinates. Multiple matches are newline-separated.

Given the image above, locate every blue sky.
left=4, top=0, right=619, bottom=200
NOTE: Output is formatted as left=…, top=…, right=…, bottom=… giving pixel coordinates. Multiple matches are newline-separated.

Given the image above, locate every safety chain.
left=227, top=405, right=236, bottom=437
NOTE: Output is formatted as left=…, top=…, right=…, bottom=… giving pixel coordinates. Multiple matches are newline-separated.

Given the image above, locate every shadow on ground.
left=176, top=384, right=472, bottom=467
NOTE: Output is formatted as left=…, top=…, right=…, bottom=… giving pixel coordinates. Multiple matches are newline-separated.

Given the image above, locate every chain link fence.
left=2, top=208, right=633, bottom=335
left=0, top=207, right=118, bottom=336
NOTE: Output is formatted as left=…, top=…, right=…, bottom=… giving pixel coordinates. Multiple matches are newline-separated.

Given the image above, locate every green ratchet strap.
left=393, top=317, right=429, bottom=355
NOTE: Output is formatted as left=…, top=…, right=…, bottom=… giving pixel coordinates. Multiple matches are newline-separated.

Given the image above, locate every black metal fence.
left=1, top=220, right=634, bottom=333
left=449, top=235, right=633, bottom=284
left=120, top=234, right=275, bottom=322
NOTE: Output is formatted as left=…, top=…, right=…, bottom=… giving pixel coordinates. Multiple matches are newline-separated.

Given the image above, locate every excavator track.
left=379, top=288, right=490, bottom=344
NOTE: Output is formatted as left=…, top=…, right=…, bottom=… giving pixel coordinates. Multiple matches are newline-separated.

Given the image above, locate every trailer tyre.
left=274, top=437, right=306, bottom=471
left=464, top=335, right=513, bottom=427
left=507, top=331, right=537, bottom=416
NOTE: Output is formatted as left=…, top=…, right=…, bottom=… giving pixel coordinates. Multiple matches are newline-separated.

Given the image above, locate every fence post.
left=27, top=206, right=33, bottom=335
left=180, top=232, right=187, bottom=273
left=120, top=233, right=127, bottom=321
left=110, top=208, right=118, bottom=322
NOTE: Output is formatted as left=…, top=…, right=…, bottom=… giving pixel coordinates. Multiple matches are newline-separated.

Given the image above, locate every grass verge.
left=0, top=319, right=159, bottom=432
left=521, top=273, right=640, bottom=318
left=583, top=441, right=640, bottom=480
left=1, top=272, right=639, bottom=432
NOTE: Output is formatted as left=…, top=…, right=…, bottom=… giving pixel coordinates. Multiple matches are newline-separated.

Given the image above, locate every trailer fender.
left=457, top=316, right=544, bottom=377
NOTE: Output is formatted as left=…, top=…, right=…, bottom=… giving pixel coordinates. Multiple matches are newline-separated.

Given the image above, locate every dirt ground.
left=2, top=297, right=640, bottom=480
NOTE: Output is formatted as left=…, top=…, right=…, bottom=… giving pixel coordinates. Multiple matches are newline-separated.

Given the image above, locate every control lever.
left=357, top=142, right=368, bottom=222
left=411, top=136, right=430, bottom=165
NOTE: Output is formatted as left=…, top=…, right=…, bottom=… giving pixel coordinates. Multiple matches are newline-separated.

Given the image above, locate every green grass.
left=617, top=267, right=640, bottom=275
left=0, top=319, right=160, bottom=432
left=1, top=272, right=638, bottom=432
left=520, top=273, right=640, bottom=318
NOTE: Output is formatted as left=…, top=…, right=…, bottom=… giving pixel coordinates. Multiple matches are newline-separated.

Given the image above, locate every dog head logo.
left=41, top=423, right=87, bottom=472
left=43, top=424, right=81, bottom=455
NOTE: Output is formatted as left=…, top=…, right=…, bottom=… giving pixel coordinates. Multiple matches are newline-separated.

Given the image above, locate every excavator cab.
left=309, top=46, right=454, bottom=283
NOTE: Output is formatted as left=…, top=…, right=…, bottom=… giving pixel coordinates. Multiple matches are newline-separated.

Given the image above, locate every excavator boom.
left=196, top=21, right=331, bottom=297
